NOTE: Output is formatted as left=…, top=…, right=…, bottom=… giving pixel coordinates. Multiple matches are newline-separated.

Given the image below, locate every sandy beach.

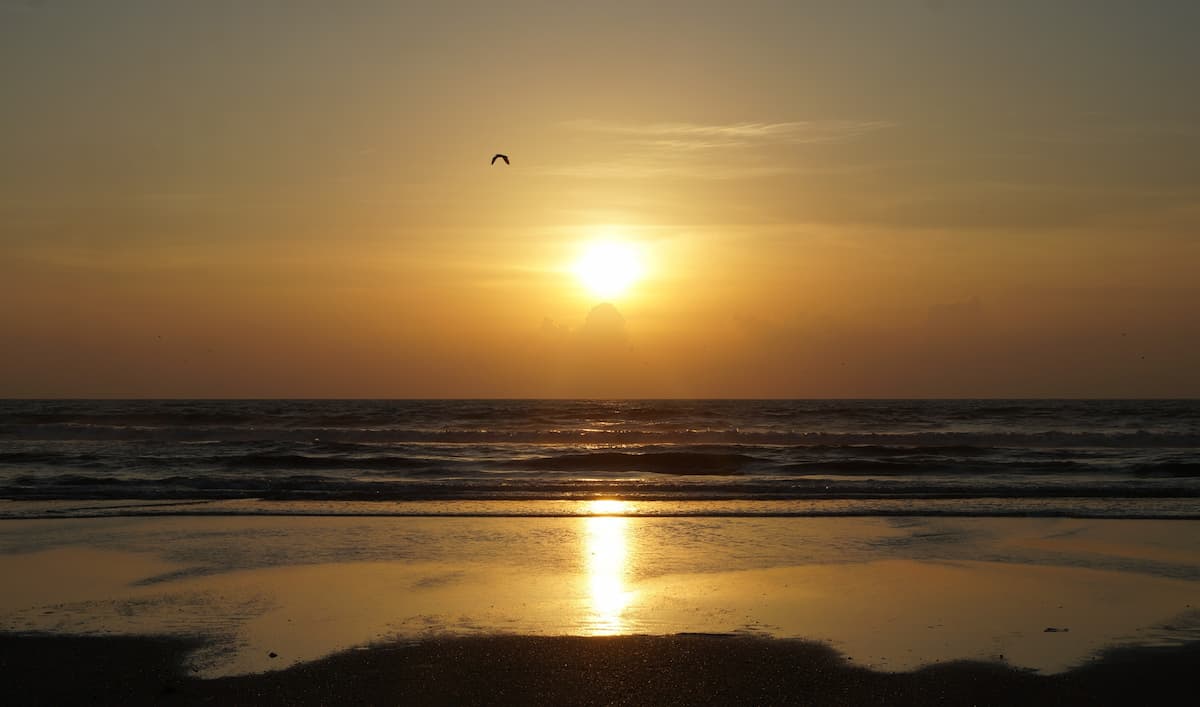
left=4, top=632, right=1200, bottom=706
left=0, top=511, right=1197, bottom=704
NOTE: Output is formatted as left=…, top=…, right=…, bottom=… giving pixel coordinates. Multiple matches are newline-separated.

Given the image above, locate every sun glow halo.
left=573, top=241, right=643, bottom=300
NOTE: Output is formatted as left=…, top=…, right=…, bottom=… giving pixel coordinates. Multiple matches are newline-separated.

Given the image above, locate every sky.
left=1, top=0, right=1198, bottom=398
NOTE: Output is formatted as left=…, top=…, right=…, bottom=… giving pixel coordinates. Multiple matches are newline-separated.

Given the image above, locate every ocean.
left=1, top=399, right=1197, bottom=519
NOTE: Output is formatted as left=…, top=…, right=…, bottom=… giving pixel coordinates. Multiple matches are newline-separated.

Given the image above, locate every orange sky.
left=1, top=1, right=1197, bottom=397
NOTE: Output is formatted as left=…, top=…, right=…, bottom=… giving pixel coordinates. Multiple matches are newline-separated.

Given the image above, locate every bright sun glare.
left=588, top=499, right=630, bottom=515
left=573, top=241, right=643, bottom=300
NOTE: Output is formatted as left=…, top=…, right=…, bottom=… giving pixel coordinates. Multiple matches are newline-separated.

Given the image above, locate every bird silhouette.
left=491, top=153, right=509, bottom=165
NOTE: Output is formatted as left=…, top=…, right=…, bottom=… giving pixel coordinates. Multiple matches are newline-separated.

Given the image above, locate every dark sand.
left=2, top=633, right=1195, bottom=706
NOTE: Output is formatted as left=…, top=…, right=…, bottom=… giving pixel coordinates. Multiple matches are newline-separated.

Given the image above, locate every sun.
left=573, top=241, right=644, bottom=300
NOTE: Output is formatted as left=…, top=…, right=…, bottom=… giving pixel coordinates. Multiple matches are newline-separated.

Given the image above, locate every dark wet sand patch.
left=2, top=632, right=1197, bottom=706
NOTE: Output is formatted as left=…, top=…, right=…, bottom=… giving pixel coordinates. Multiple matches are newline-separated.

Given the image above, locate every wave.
left=797, top=444, right=1001, bottom=457
left=1133, top=461, right=1200, bottom=477
left=223, top=453, right=447, bottom=473
left=5, top=398, right=1195, bottom=427
left=772, top=459, right=1090, bottom=475
left=0, top=450, right=110, bottom=469
left=1, top=443, right=1193, bottom=481
left=3, top=424, right=1198, bottom=448
left=506, top=451, right=761, bottom=475
left=4, top=472, right=1197, bottom=501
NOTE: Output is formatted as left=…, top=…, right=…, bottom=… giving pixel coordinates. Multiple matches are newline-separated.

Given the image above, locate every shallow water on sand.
left=0, top=515, right=1197, bottom=677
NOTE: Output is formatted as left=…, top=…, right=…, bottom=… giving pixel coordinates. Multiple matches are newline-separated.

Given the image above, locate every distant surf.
left=1, top=399, right=1196, bottom=518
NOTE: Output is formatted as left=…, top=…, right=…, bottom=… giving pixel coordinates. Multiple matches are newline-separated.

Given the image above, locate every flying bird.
left=491, top=153, right=509, bottom=165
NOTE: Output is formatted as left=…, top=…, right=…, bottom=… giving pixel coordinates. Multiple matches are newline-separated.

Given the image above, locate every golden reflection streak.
left=583, top=500, right=635, bottom=635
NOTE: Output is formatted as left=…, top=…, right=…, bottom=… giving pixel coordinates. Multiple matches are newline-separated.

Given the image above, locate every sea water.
left=0, top=399, right=1197, bottom=518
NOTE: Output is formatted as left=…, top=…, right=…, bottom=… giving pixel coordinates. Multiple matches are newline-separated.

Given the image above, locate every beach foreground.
left=3, top=632, right=1199, bottom=706
left=1, top=512, right=1197, bottom=704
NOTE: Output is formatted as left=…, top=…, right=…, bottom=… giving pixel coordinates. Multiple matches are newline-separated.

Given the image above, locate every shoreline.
left=4, top=497, right=1200, bottom=521
left=3, top=632, right=1198, bottom=706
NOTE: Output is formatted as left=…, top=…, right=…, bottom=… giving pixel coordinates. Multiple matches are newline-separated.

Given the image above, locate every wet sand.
left=0, top=513, right=1197, bottom=703
left=3, top=632, right=1198, bottom=706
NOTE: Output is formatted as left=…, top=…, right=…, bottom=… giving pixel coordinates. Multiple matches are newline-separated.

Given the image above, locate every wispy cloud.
left=568, top=120, right=891, bottom=142
left=547, top=119, right=893, bottom=179
left=544, top=160, right=801, bottom=180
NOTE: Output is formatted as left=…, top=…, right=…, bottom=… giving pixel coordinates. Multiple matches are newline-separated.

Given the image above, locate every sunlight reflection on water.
left=1, top=515, right=1196, bottom=676
left=584, top=500, right=635, bottom=634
